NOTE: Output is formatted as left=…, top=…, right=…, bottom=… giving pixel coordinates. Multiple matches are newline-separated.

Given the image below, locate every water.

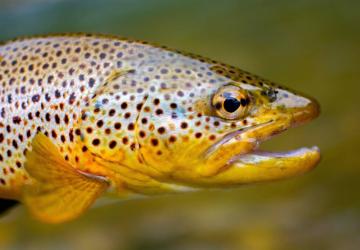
left=0, top=0, right=359, bottom=249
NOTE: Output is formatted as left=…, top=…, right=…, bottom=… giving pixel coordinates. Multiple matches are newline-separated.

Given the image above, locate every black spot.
left=1, top=108, right=5, bottom=118
left=97, top=120, right=104, bottom=128
left=12, top=116, right=21, bottom=124
left=151, top=138, right=159, bottom=146
left=109, top=109, right=116, bottom=116
left=92, top=138, right=100, bottom=146
left=45, top=93, right=51, bottom=102
left=54, top=114, right=61, bottom=124
left=169, top=136, right=177, bottom=143
left=157, top=127, right=165, bottom=134
left=109, top=140, right=117, bottom=149
left=128, top=123, right=134, bottom=130
left=141, top=118, right=148, bottom=124
left=32, top=94, right=40, bottom=103
left=55, top=90, right=61, bottom=98
left=136, top=103, right=143, bottom=111
left=155, top=109, right=163, bottom=115
left=99, top=53, right=106, bottom=59
left=180, top=122, right=188, bottom=129
left=121, top=102, right=128, bottom=109
left=114, top=122, right=121, bottom=130
left=89, top=78, right=95, bottom=87
left=68, top=93, right=76, bottom=105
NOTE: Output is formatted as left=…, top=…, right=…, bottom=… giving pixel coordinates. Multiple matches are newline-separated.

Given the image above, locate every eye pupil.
left=223, top=97, right=241, bottom=113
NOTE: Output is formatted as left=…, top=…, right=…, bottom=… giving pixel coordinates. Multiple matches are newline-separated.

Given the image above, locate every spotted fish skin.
left=0, top=34, right=118, bottom=198
left=0, top=34, right=320, bottom=221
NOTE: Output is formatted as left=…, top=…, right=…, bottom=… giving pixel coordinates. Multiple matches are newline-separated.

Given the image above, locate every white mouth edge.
left=231, top=146, right=320, bottom=164
left=252, top=146, right=320, bottom=158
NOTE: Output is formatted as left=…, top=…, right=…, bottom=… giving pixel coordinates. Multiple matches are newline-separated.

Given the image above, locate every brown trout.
left=0, top=34, right=320, bottom=223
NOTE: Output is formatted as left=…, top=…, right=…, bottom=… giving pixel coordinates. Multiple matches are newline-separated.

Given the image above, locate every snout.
left=270, top=88, right=320, bottom=127
left=292, top=96, right=320, bottom=126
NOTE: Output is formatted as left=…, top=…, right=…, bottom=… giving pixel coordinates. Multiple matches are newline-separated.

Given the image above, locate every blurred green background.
left=0, top=0, right=359, bottom=249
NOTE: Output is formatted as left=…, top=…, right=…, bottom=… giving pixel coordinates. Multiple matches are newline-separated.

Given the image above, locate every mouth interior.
left=226, top=120, right=319, bottom=163
left=244, top=146, right=319, bottom=160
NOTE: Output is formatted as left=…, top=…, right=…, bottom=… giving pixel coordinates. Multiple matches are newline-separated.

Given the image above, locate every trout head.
left=134, top=56, right=320, bottom=188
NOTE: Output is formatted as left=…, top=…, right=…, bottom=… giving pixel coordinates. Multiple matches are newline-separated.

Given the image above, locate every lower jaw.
left=221, top=145, right=321, bottom=184
left=165, top=146, right=320, bottom=188
left=181, top=145, right=320, bottom=187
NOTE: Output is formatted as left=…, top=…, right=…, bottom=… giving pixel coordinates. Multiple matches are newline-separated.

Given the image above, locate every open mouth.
left=229, top=118, right=320, bottom=163
left=200, top=121, right=321, bottom=185
left=228, top=99, right=321, bottom=169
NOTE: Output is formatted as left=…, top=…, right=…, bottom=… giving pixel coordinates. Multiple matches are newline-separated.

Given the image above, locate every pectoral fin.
left=23, top=133, right=109, bottom=223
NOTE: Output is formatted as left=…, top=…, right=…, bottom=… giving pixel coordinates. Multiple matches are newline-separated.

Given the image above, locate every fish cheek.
left=138, top=137, right=175, bottom=174
left=137, top=133, right=205, bottom=175
left=200, top=139, right=255, bottom=177
left=136, top=121, right=211, bottom=177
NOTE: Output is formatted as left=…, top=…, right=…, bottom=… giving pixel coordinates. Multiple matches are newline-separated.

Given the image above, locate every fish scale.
left=0, top=34, right=320, bottom=223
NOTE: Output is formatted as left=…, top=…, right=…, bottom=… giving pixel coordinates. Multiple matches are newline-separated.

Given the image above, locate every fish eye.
left=212, top=85, right=250, bottom=120
left=223, top=97, right=241, bottom=113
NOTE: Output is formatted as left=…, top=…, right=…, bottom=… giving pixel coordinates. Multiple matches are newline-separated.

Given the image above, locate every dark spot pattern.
left=0, top=33, right=296, bottom=196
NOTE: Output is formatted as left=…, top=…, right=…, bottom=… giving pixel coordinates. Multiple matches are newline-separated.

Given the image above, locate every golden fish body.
left=0, top=34, right=320, bottom=223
